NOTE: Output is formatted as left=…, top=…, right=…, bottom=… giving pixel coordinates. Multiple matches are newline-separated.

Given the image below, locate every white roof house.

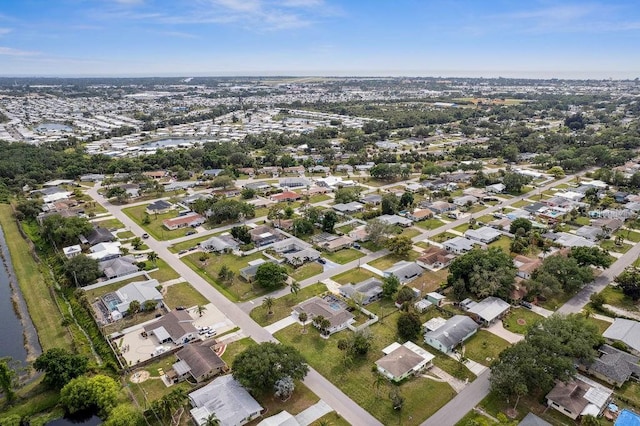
left=109, top=279, right=163, bottom=314
left=189, top=375, right=263, bottom=426
left=383, top=261, right=424, bottom=284
left=63, top=245, right=82, bottom=259
left=88, top=241, right=122, bottom=261
left=603, top=319, right=640, bottom=355
left=464, top=226, right=501, bottom=244
left=375, top=341, right=435, bottom=382
left=467, top=297, right=511, bottom=326
left=443, top=236, right=477, bottom=254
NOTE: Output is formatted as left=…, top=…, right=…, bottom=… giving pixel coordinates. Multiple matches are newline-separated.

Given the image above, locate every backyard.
left=488, top=235, right=512, bottom=253
left=274, top=317, right=456, bottom=425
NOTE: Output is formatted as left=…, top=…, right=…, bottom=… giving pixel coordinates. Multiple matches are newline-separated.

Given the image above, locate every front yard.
left=462, top=330, right=510, bottom=366
left=163, top=282, right=208, bottom=309
left=414, top=218, right=446, bottom=231
left=502, top=308, right=544, bottom=335
left=147, top=258, right=180, bottom=282
left=182, top=251, right=270, bottom=301
left=368, top=251, right=420, bottom=271
left=331, top=268, right=378, bottom=285
left=287, top=262, right=323, bottom=281
left=274, top=317, right=456, bottom=426
left=323, top=248, right=365, bottom=264
left=250, top=283, right=328, bottom=326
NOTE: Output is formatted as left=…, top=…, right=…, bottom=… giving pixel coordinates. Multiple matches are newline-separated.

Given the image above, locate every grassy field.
left=615, top=229, right=640, bottom=243
left=430, top=232, right=458, bottom=243
left=127, top=357, right=192, bottom=403
left=0, top=205, right=70, bottom=353
left=147, top=258, right=180, bottom=282
left=182, top=251, right=269, bottom=301
left=408, top=269, right=449, bottom=295
left=116, top=230, right=135, bottom=239
left=331, top=268, right=378, bottom=285
left=93, top=217, right=125, bottom=230
left=414, top=219, right=446, bottom=231
left=287, top=262, right=323, bottom=281
left=123, top=204, right=191, bottom=241
left=163, top=282, right=208, bottom=309
left=323, top=248, right=365, bottom=264
left=453, top=223, right=470, bottom=233
left=599, top=286, right=638, bottom=311
left=488, top=235, right=512, bottom=253
left=400, top=227, right=421, bottom=239
left=586, top=317, right=613, bottom=335
left=309, top=194, right=331, bottom=203
left=600, top=239, right=633, bottom=253
left=502, top=308, right=543, bottom=335
left=250, top=283, right=328, bottom=326
left=511, top=199, right=530, bottom=208
left=310, top=413, right=350, bottom=426
left=275, top=319, right=456, bottom=425
left=368, top=251, right=420, bottom=271
left=617, top=381, right=640, bottom=408
left=168, top=234, right=214, bottom=253
left=248, top=381, right=320, bottom=424
left=220, top=337, right=256, bottom=365
left=463, top=331, right=510, bottom=366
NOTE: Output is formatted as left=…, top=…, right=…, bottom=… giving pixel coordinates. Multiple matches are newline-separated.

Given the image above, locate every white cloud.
left=0, top=28, right=11, bottom=35
left=0, top=46, right=38, bottom=56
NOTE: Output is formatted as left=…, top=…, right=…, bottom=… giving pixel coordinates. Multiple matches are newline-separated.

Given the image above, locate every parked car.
left=353, top=243, right=361, bottom=249
left=186, top=230, right=197, bottom=236
left=142, top=233, right=149, bottom=239
left=521, top=301, right=533, bottom=309
left=317, top=258, right=326, bottom=264
left=179, top=249, right=188, bottom=255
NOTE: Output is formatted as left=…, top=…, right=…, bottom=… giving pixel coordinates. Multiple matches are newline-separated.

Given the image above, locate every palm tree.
left=290, top=281, right=301, bottom=296
left=203, top=413, right=220, bottom=426
left=373, top=373, right=386, bottom=397
left=147, top=251, right=159, bottom=267
left=120, top=246, right=130, bottom=256
left=128, top=300, right=141, bottom=319
left=263, top=296, right=275, bottom=315
left=196, top=305, right=207, bottom=317
left=298, top=312, right=308, bottom=334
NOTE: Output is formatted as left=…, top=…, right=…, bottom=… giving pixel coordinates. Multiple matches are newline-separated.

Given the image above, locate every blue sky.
left=1, top=0, right=640, bottom=78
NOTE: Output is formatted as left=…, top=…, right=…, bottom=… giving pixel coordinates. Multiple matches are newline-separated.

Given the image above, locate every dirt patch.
left=130, top=370, right=150, bottom=383
left=516, top=318, right=526, bottom=326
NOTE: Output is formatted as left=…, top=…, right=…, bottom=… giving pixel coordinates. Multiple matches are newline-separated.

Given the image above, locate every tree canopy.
left=60, top=374, right=120, bottom=417
left=448, top=247, right=516, bottom=300
left=615, top=269, right=640, bottom=301
left=64, top=255, right=101, bottom=286
left=232, top=342, right=309, bottom=392
left=255, top=262, right=288, bottom=290
left=34, top=348, right=89, bottom=389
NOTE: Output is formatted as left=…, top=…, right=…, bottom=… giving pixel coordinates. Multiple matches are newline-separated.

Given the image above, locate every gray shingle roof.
left=424, top=315, right=479, bottom=349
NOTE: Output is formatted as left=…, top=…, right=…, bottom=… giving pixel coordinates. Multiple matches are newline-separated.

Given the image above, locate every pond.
left=35, top=122, right=73, bottom=132
left=46, top=414, right=102, bottom=426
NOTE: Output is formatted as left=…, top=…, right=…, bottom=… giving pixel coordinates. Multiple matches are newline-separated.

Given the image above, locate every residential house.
left=163, top=213, right=205, bottom=230
left=283, top=166, right=306, bottom=175
left=416, top=246, right=455, bottom=270
left=375, top=341, right=435, bottom=382
left=271, top=191, right=301, bottom=203
left=63, top=245, right=82, bottom=259
left=280, top=177, right=310, bottom=188
left=316, top=176, right=355, bottom=189
left=576, top=226, right=605, bottom=242
left=272, top=238, right=320, bottom=266
left=523, top=202, right=547, bottom=215
left=309, top=165, right=330, bottom=174
left=348, top=225, right=369, bottom=242
left=335, top=164, right=354, bottom=173
left=102, top=279, right=163, bottom=316
left=146, top=200, right=173, bottom=215
left=338, top=278, right=383, bottom=305
left=201, top=235, right=239, bottom=253
left=443, top=236, right=477, bottom=254
left=383, top=261, right=424, bottom=284
left=467, top=296, right=511, bottom=326
left=249, top=226, right=281, bottom=247
left=79, top=173, right=105, bottom=182
left=513, top=255, right=542, bottom=279
left=407, top=208, right=434, bottom=221
left=518, top=413, right=552, bottom=426
left=332, top=202, right=364, bottom=215
left=549, top=232, right=596, bottom=248
left=558, top=191, right=585, bottom=202
left=427, top=201, right=456, bottom=214
left=88, top=241, right=122, bottom=261
left=603, top=319, right=640, bottom=356
left=580, top=344, right=640, bottom=387
left=292, top=296, right=355, bottom=336
left=257, top=411, right=299, bottom=426
left=243, top=181, right=271, bottom=192
left=593, top=218, right=624, bottom=233
left=99, top=256, right=139, bottom=279
left=171, top=341, right=227, bottom=383
left=378, top=214, right=413, bottom=227
left=486, top=183, right=506, bottom=194
left=257, top=166, right=280, bottom=177
left=189, top=375, right=263, bottom=426
left=143, top=170, right=167, bottom=180
left=614, top=192, right=630, bottom=204
left=545, top=374, right=613, bottom=420
left=202, top=169, right=223, bottom=177
left=144, top=310, right=198, bottom=346
left=426, top=292, right=446, bottom=307
left=453, top=195, right=478, bottom=207
left=424, top=315, right=479, bottom=353
left=80, top=226, right=115, bottom=245
left=313, top=233, right=354, bottom=252
left=239, top=259, right=271, bottom=282
left=464, top=226, right=501, bottom=244
left=360, top=194, right=382, bottom=205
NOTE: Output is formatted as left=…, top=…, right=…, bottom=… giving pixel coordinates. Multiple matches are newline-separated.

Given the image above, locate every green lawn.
left=502, top=308, right=543, bottom=335
left=0, top=206, right=71, bottom=352
left=431, top=351, right=476, bottom=382
left=220, top=337, right=256, bottom=365
left=368, top=251, right=420, bottom=271
left=116, top=230, right=135, bottom=239
left=360, top=241, right=384, bottom=252
left=511, top=199, right=530, bottom=208
left=453, top=223, right=470, bottom=233
left=408, top=269, right=450, bottom=295
left=163, top=282, right=208, bottom=309
left=478, top=390, right=576, bottom=425
left=250, top=283, right=328, bottom=326
left=600, top=239, right=633, bottom=253
left=600, top=286, right=638, bottom=311
left=431, top=232, right=458, bottom=243
left=323, top=248, right=365, bottom=264
left=122, top=204, right=191, bottom=241
left=147, top=258, right=180, bottom=282
left=288, top=262, right=323, bottom=281
left=539, top=288, right=578, bottom=311
left=331, top=268, right=378, bottom=285
left=309, top=194, right=331, bottom=203
left=127, top=358, right=192, bottom=403
left=463, top=330, right=510, bottom=366
left=615, top=229, right=640, bottom=243
left=586, top=317, right=613, bottom=335
left=250, top=381, right=320, bottom=423
left=414, top=218, right=446, bottom=231
left=487, top=235, right=512, bottom=253
left=310, top=413, right=350, bottom=426
left=182, top=251, right=270, bottom=301
left=84, top=276, right=151, bottom=301
left=617, top=382, right=640, bottom=408
left=335, top=223, right=357, bottom=235
left=275, top=319, right=456, bottom=426
left=168, top=234, right=216, bottom=253
left=574, top=216, right=591, bottom=226
left=477, top=214, right=496, bottom=224
left=400, top=227, right=421, bottom=239
left=93, top=217, right=125, bottom=230
left=467, top=205, right=488, bottom=214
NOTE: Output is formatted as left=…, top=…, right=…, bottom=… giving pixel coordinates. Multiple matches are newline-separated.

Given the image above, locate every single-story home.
left=443, top=236, right=477, bottom=254
left=243, top=181, right=271, bottom=192
left=375, top=341, right=435, bottom=382
left=292, top=296, right=355, bottom=336
left=272, top=238, right=321, bottom=266
left=333, top=202, right=365, bottom=215
left=426, top=292, right=446, bottom=307
left=427, top=201, right=456, bottom=214
left=101, top=279, right=163, bottom=316
left=378, top=214, right=413, bottom=227
left=63, top=245, right=82, bottom=259
left=417, top=246, right=456, bottom=270
left=546, top=374, right=613, bottom=420
left=467, top=296, right=511, bottom=326
left=99, top=256, right=139, bottom=279
left=383, top=261, right=424, bottom=284
left=424, top=315, right=479, bottom=353
left=146, top=199, right=173, bottom=215
left=201, top=235, right=239, bottom=253
left=407, top=208, right=434, bottom=221
left=580, top=344, right=640, bottom=388
left=513, top=255, right=542, bottom=280
left=464, top=226, right=501, bottom=244
left=163, top=213, right=206, bottom=230
left=144, top=310, right=198, bottom=346
left=453, top=195, right=478, bottom=207
left=603, top=319, right=640, bottom=356
left=486, top=183, right=505, bottom=194
left=88, top=241, right=122, bottom=261
left=239, top=259, right=271, bottom=282
left=271, top=191, right=302, bottom=203
left=313, top=233, right=354, bottom=252
left=576, top=226, right=604, bottom=242
left=360, top=194, right=382, bottom=205
left=250, top=225, right=281, bottom=247
left=338, top=278, right=383, bottom=305
left=189, top=375, right=263, bottom=426
left=518, top=413, right=552, bottom=426
left=80, top=226, right=116, bottom=245
left=171, top=341, right=227, bottom=383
